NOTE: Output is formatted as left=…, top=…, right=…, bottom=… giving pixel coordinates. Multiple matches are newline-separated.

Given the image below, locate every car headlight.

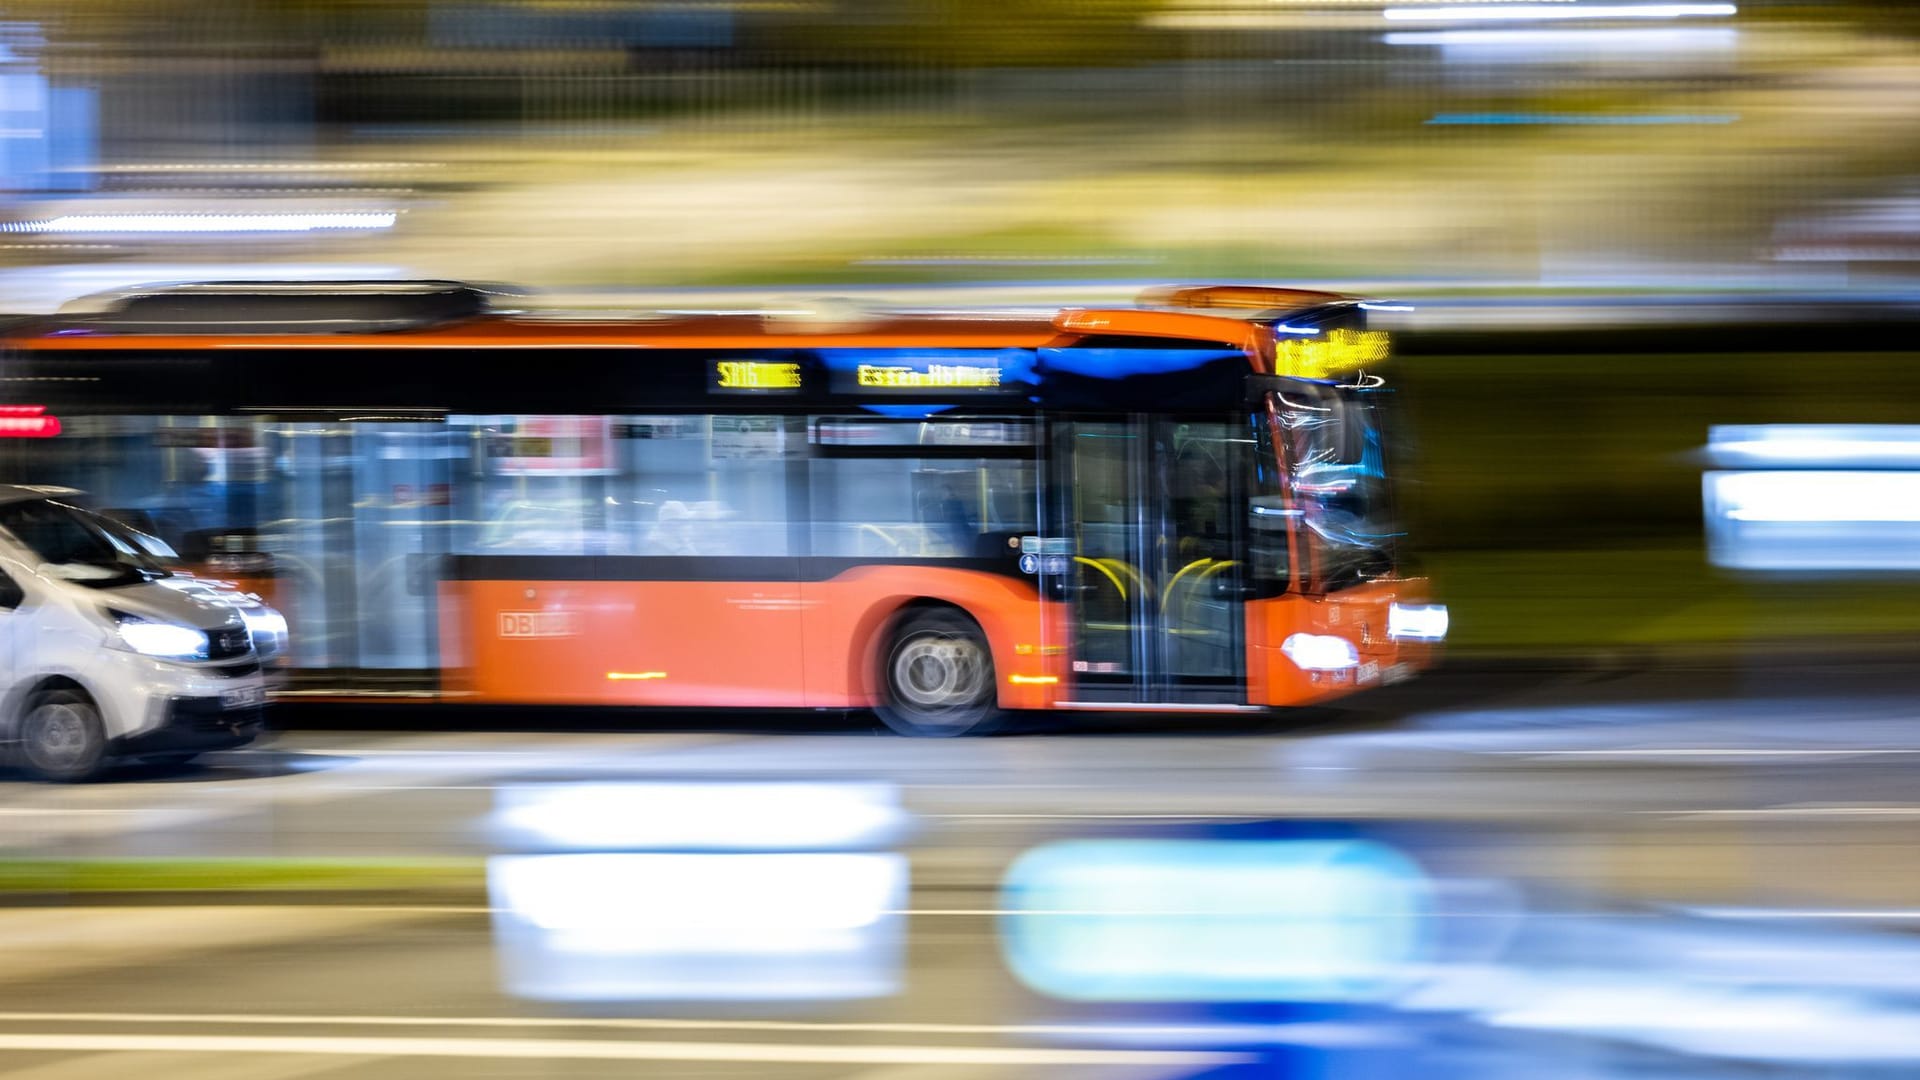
left=110, top=610, right=210, bottom=660
left=242, top=607, right=288, bottom=652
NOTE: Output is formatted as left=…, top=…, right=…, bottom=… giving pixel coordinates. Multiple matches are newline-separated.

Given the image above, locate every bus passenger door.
left=1049, top=417, right=1248, bottom=705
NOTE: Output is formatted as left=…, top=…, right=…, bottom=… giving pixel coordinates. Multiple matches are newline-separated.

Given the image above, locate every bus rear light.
left=1387, top=603, right=1450, bottom=642
left=1281, top=633, right=1360, bottom=671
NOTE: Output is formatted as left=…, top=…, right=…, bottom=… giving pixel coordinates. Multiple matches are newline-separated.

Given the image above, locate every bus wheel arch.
left=873, top=601, right=1003, bottom=738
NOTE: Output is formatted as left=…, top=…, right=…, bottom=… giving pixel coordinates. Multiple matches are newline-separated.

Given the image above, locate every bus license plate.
left=222, top=686, right=265, bottom=710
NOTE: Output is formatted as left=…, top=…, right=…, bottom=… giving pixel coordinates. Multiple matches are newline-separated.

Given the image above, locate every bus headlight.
left=1282, top=633, right=1360, bottom=671
left=1387, top=603, right=1449, bottom=642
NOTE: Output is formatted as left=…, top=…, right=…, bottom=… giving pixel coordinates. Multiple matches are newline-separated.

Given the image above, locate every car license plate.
left=221, top=686, right=265, bottom=710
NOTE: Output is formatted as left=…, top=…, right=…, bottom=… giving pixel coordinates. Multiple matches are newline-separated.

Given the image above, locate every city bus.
left=0, top=281, right=1445, bottom=734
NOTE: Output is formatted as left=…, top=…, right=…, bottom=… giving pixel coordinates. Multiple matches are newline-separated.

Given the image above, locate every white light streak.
left=2, top=212, right=398, bottom=234
left=491, top=782, right=907, bottom=851
left=1385, top=3, right=1736, bottom=22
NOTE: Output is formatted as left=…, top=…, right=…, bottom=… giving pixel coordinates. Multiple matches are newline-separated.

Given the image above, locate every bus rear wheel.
left=878, top=609, right=1002, bottom=737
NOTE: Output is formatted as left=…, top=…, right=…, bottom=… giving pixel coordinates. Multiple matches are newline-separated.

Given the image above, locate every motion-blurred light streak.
left=1426, top=113, right=1737, bottom=125
left=1384, top=3, right=1737, bottom=22
left=1704, top=426, right=1920, bottom=570
left=491, top=781, right=909, bottom=851
left=490, top=852, right=907, bottom=1001
left=999, top=839, right=1430, bottom=1002
left=1, top=212, right=397, bottom=234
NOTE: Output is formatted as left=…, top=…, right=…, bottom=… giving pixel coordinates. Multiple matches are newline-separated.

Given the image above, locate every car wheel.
left=19, top=688, right=109, bottom=782
left=877, top=608, right=1002, bottom=737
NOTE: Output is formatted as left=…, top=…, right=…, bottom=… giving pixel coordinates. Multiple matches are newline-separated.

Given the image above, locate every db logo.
left=498, top=611, right=579, bottom=638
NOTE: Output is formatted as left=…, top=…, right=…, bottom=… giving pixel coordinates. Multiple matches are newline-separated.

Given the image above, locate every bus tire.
left=19, top=688, right=109, bottom=782
left=877, top=608, right=1002, bottom=737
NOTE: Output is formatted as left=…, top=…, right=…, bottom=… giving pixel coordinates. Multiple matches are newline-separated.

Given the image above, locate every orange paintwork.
left=17, top=309, right=1251, bottom=356
left=440, top=566, right=1059, bottom=710
left=1244, top=576, right=1441, bottom=706
left=442, top=565, right=1438, bottom=711
left=1049, top=309, right=1273, bottom=372
left=442, top=578, right=807, bottom=706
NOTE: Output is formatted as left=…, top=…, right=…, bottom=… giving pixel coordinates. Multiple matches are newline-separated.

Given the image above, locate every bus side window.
left=1248, top=414, right=1292, bottom=598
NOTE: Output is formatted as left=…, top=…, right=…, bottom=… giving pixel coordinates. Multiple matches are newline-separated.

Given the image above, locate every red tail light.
left=0, top=406, right=61, bottom=438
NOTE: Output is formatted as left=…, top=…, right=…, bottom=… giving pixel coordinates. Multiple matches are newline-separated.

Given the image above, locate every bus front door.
left=1050, top=417, right=1249, bottom=706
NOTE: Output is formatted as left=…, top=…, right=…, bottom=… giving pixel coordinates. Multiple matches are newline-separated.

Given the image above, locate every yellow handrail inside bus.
left=1098, top=558, right=1149, bottom=601
left=1162, top=557, right=1214, bottom=607
left=1072, top=556, right=1127, bottom=601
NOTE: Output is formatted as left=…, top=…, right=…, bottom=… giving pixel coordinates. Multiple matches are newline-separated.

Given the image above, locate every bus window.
left=1271, top=387, right=1399, bottom=592
left=810, top=456, right=1036, bottom=559
left=452, top=415, right=800, bottom=559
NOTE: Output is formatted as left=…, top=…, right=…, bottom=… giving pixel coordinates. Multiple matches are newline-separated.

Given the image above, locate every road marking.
left=0, top=1033, right=1246, bottom=1067
left=1657, top=806, right=1920, bottom=818
left=0, top=1011, right=1294, bottom=1042
left=933, top=813, right=1269, bottom=820
left=1492, top=748, right=1920, bottom=758
left=1685, top=906, right=1920, bottom=920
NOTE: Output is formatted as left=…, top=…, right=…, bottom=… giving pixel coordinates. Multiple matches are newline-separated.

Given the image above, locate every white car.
left=0, top=486, right=280, bottom=780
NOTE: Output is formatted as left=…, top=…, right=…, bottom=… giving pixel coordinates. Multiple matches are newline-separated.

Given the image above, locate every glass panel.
left=810, top=454, right=1036, bottom=558
left=346, top=423, right=454, bottom=669
left=810, top=417, right=1035, bottom=448
left=1273, top=387, right=1399, bottom=592
left=1155, top=420, right=1246, bottom=683
left=451, top=415, right=799, bottom=559
left=1061, top=420, right=1144, bottom=688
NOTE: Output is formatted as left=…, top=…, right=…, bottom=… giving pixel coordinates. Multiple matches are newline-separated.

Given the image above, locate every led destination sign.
left=713, top=360, right=803, bottom=391
left=855, top=363, right=1001, bottom=389
left=1275, top=329, right=1391, bottom=380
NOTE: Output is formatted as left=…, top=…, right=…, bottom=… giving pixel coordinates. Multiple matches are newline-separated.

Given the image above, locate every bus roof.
left=5, top=280, right=1337, bottom=365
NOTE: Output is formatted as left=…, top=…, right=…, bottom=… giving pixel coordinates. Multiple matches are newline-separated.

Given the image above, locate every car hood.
left=105, top=578, right=249, bottom=633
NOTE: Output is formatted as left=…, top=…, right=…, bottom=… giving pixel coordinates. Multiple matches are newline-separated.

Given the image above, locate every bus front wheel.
left=878, top=609, right=1002, bottom=737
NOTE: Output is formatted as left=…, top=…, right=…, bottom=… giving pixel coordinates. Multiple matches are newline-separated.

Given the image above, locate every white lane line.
left=932, top=813, right=1269, bottom=820
left=87, top=906, right=1336, bottom=919
left=0, top=1033, right=1245, bottom=1067
left=1657, top=806, right=1920, bottom=818
left=0, top=1011, right=1275, bottom=1040
left=1491, top=748, right=1920, bottom=758
left=1685, top=907, right=1920, bottom=921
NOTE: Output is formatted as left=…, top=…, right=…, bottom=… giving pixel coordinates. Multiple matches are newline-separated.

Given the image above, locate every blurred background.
left=5, top=4, right=1920, bottom=1079
left=5, top=0, right=1920, bottom=651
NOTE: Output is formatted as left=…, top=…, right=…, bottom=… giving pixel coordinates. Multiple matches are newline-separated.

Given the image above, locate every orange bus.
left=0, top=281, right=1445, bottom=734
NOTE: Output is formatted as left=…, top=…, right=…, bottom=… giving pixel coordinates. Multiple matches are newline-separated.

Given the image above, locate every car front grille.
left=207, top=627, right=251, bottom=660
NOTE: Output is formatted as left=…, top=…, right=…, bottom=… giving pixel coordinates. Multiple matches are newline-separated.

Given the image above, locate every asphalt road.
left=4, top=658, right=1920, bottom=1078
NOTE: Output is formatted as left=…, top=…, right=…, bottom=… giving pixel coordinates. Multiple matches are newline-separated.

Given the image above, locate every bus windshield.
left=1273, top=385, right=1399, bottom=590
left=0, top=498, right=173, bottom=588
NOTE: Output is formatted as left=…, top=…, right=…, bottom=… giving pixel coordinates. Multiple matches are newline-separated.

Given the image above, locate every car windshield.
left=0, top=498, right=172, bottom=588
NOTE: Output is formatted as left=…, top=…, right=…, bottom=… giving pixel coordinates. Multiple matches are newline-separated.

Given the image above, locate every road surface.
left=2, top=658, right=1919, bottom=1078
